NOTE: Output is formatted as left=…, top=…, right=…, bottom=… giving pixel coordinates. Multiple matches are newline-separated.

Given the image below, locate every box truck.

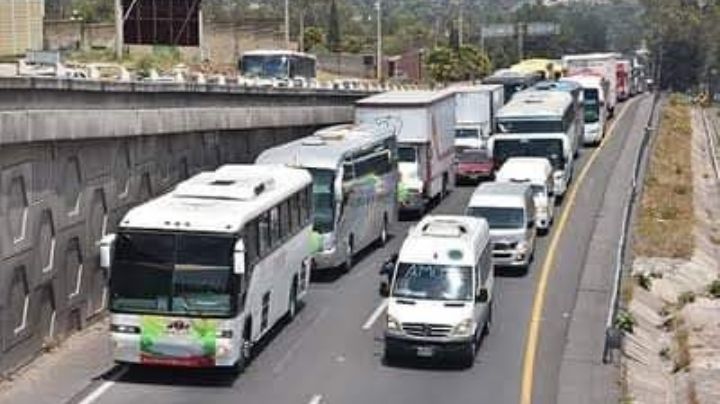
left=451, top=84, right=505, bottom=151
left=563, top=53, right=619, bottom=116
left=356, top=91, right=456, bottom=214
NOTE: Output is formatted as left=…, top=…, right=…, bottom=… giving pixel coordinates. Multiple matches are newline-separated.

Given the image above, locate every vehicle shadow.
left=310, top=234, right=396, bottom=284
left=495, top=265, right=529, bottom=278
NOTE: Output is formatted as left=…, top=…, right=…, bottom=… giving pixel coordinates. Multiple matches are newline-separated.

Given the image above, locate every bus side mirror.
left=476, top=288, right=489, bottom=303
left=527, top=219, right=535, bottom=229
left=234, top=239, right=246, bottom=275
left=99, top=234, right=117, bottom=270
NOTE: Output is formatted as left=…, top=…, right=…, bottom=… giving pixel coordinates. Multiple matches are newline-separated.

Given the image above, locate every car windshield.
left=497, top=119, right=564, bottom=134
left=492, top=138, right=565, bottom=170
left=466, top=206, right=526, bottom=230
left=392, top=263, right=473, bottom=301
left=110, top=232, right=235, bottom=317
left=458, top=150, right=490, bottom=163
left=455, top=128, right=479, bottom=139
left=397, top=146, right=417, bottom=163
left=241, top=55, right=289, bottom=79
left=309, top=169, right=335, bottom=234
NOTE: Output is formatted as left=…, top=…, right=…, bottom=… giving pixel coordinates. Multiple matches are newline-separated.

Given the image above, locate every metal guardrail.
left=700, top=108, right=720, bottom=183
left=602, top=91, right=662, bottom=364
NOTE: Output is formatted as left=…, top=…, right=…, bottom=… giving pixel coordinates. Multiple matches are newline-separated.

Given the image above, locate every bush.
left=708, top=279, right=720, bottom=298
left=615, top=310, right=636, bottom=334
left=678, top=291, right=696, bottom=306
left=635, top=272, right=652, bottom=290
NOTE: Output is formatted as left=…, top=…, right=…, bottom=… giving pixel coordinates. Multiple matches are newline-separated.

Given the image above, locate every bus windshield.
left=393, top=263, right=473, bottom=301
left=241, top=55, right=289, bottom=79
left=584, top=101, right=600, bottom=123
left=466, top=206, right=526, bottom=230
left=309, top=169, right=336, bottom=234
left=496, top=119, right=564, bottom=134
left=493, top=138, right=565, bottom=170
left=110, top=232, right=235, bottom=317
left=455, top=128, right=479, bottom=139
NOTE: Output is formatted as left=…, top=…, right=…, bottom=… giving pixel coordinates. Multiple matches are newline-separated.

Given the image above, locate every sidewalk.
left=0, top=319, right=111, bottom=404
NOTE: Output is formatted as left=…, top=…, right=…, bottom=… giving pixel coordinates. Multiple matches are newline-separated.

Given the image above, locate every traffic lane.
left=83, top=146, right=593, bottom=404
left=530, top=95, right=652, bottom=404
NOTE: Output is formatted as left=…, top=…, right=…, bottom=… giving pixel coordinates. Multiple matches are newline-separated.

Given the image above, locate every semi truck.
left=616, top=59, right=631, bottom=101
left=451, top=84, right=505, bottom=151
left=356, top=91, right=456, bottom=214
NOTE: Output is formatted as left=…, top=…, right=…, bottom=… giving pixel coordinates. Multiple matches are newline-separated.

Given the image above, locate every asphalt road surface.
left=67, top=94, right=654, bottom=404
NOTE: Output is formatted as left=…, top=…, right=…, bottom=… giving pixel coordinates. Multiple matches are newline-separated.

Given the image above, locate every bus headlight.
left=387, top=314, right=400, bottom=331
left=110, top=324, right=140, bottom=334
left=452, top=319, right=474, bottom=337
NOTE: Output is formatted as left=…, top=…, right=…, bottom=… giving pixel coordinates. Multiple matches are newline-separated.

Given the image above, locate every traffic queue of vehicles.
left=99, top=52, right=646, bottom=372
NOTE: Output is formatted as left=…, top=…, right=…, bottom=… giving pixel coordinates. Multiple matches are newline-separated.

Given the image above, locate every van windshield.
left=392, top=263, right=473, bottom=301
left=466, top=206, right=526, bottom=230
left=492, top=138, right=565, bottom=170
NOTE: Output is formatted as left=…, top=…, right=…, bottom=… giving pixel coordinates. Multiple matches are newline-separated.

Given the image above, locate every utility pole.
left=284, top=0, right=290, bottom=49
left=458, top=1, right=463, bottom=47
left=376, top=0, right=382, bottom=80
left=517, top=22, right=524, bottom=61
left=114, top=0, right=123, bottom=59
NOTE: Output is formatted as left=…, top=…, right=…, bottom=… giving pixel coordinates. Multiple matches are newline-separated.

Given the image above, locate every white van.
left=465, top=182, right=536, bottom=270
left=379, top=215, right=493, bottom=367
left=495, top=157, right=555, bottom=232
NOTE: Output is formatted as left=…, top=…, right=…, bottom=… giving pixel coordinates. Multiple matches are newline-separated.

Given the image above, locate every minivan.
left=379, top=215, right=493, bottom=367
left=465, top=182, right=536, bottom=270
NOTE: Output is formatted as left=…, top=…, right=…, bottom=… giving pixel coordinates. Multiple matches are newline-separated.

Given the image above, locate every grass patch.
left=708, top=279, right=720, bottom=298
left=634, top=95, right=694, bottom=258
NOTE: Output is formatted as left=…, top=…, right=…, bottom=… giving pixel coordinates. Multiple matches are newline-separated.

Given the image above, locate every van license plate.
left=416, top=346, right=434, bottom=357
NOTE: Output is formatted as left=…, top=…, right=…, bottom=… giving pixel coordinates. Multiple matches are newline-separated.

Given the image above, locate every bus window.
left=270, top=206, right=281, bottom=246
left=259, top=212, right=271, bottom=256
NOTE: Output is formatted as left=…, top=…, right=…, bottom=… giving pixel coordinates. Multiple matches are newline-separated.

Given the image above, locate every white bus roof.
left=241, top=49, right=317, bottom=60
left=561, top=75, right=605, bottom=88
left=357, top=90, right=453, bottom=106
left=399, top=215, right=490, bottom=266
left=497, top=90, right=573, bottom=119
left=496, top=158, right=553, bottom=183
left=120, top=165, right=311, bottom=234
left=468, top=182, right=531, bottom=209
left=256, top=124, right=394, bottom=170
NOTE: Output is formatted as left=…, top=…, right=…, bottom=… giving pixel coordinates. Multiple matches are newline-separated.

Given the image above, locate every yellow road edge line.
left=519, top=96, right=641, bottom=404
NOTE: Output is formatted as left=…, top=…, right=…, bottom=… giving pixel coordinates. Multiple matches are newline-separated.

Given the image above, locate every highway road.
left=65, top=94, right=655, bottom=404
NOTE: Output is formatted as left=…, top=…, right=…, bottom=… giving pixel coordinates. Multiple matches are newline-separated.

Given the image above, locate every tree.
left=327, top=0, right=341, bottom=52
left=304, top=27, right=325, bottom=52
left=425, top=45, right=491, bottom=84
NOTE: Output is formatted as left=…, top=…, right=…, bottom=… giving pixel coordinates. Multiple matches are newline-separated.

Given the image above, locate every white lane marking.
left=77, top=366, right=128, bottom=404
left=362, top=299, right=388, bottom=330
left=308, top=394, right=323, bottom=404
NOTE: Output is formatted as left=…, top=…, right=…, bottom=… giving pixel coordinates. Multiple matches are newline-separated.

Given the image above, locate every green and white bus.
left=102, top=165, right=313, bottom=370
left=257, top=124, right=398, bottom=270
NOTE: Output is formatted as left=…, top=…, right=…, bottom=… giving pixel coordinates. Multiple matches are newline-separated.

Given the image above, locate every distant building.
left=0, top=0, right=44, bottom=57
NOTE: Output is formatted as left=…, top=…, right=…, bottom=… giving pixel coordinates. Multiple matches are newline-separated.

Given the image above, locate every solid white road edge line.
left=362, top=299, right=388, bottom=330
left=308, top=394, right=323, bottom=404
left=77, top=366, right=128, bottom=404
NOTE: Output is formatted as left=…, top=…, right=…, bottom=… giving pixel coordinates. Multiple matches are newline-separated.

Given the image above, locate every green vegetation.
left=425, top=45, right=491, bottom=84
left=634, top=96, right=695, bottom=259
left=615, top=310, right=636, bottom=334
left=708, top=279, right=720, bottom=298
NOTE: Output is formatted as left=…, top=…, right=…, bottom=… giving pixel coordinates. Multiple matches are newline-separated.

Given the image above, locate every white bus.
left=489, top=90, right=579, bottom=196
left=561, top=74, right=609, bottom=145
left=239, top=50, right=317, bottom=87
left=102, top=165, right=313, bottom=370
left=257, top=124, right=398, bottom=271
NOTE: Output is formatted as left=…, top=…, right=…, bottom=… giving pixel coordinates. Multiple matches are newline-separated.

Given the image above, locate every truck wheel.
left=483, top=301, right=493, bottom=337
left=461, top=336, right=477, bottom=368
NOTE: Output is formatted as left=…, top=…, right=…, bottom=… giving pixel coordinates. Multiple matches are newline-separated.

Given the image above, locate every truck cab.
left=380, top=215, right=493, bottom=367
